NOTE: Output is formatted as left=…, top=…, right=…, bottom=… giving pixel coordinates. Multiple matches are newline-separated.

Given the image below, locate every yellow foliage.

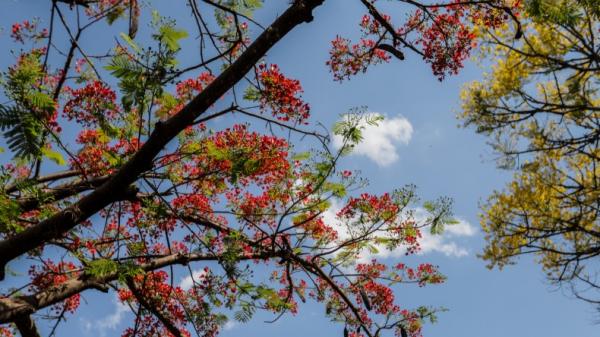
left=461, top=1, right=600, bottom=299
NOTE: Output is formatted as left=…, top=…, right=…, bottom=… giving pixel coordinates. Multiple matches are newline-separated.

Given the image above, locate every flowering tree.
left=0, top=1, right=519, bottom=337
left=460, top=0, right=600, bottom=307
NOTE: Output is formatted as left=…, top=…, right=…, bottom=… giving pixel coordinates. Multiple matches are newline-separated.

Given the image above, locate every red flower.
left=327, top=36, right=391, bottom=81
left=63, top=81, right=119, bottom=126
left=10, top=20, right=48, bottom=43
left=257, top=64, right=310, bottom=123
left=29, top=261, right=81, bottom=314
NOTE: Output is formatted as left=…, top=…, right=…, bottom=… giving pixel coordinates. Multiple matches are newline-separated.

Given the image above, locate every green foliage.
left=422, top=197, right=456, bottom=235
left=291, top=151, right=311, bottom=161
left=0, top=104, right=44, bottom=159
left=106, top=11, right=189, bottom=123
left=0, top=193, right=20, bottom=234
left=322, top=181, right=347, bottom=197
left=214, top=0, right=263, bottom=28
left=106, top=5, right=127, bottom=25
left=119, top=32, right=142, bottom=54
left=243, top=86, right=260, bottom=101
left=105, top=54, right=145, bottom=112
left=0, top=50, right=56, bottom=160
left=158, top=25, right=189, bottom=52
left=525, top=0, right=600, bottom=24
left=40, top=147, right=65, bottom=166
left=234, top=302, right=256, bottom=322
left=333, top=109, right=384, bottom=155
left=86, top=259, right=119, bottom=278
left=86, top=259, right=143, bottom=283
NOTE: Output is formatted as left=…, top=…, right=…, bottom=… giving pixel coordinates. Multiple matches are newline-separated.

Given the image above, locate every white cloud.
left=223, top=320, right=237, bottom=331
left=333, top=113, right=413, bottom=167
left=179, top=269, right=208, bottom=291
left=321, top=200, right=477, bottom=261
left=445, top=219, right=477, bottom=237
left=417, top=218, right=476, bottom=258
left=81, top=294, right=129, bottom=337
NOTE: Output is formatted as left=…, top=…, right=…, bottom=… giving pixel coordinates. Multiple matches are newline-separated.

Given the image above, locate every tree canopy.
left=461, top=0, right=600, bottom=306
left=0, top=1, right=521, bottom=337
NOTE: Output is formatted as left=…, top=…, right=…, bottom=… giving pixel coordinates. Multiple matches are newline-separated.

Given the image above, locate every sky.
left=0, top=1, right=598, bottom=337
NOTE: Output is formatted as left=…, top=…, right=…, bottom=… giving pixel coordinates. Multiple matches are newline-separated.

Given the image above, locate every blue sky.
left=1, top=1, right=598, bottom=336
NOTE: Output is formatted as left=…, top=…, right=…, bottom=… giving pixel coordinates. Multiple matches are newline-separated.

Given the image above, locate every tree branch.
left=0, top=251, right=282, bottom=323
left=126, top=278, right=184, bottom=337
left=14, top=315, right=42, bottom=337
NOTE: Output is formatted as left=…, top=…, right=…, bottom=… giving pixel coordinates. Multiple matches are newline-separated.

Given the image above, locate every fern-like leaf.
left=0, top=104, right=43, bottom=159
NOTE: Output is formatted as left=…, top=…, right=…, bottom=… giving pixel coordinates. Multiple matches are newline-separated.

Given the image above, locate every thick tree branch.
left=14, top=315, right=42, bottom=337
left=0, top=0, right=325, bottom=280
left=0, top=252, right=282, bottom=323
left=5, top=170, right=80, bottom=194
left=15, top=175, right=110, bottom=212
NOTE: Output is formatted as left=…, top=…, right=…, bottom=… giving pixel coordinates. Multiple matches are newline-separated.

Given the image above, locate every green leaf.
left=159, top=25, right=188, bottom=51
left=292, top=151, right=311, bottom=161
left=26, top=91, right=55, bottom=114
left=151, top=10, right=161, bottom=26
left=119, top=32, right=141, bottom=53
left=243, top=86, right=260, bottom=101
left=41, top=148, right=66, bottom=166
left=234, top=304, right=255, bottom=322
left=86, top=259, right=118, bottom=278
left=0, top=105, right=43, bottom=159
left=206, top=141, right=228, bottom=160
left=105, top=55, right=139, bottom=79
left=367, top=244, right=379, bottom=254
left=323, top=181, right=346, bottom=197
left=106, top=6, right=126, bottom=25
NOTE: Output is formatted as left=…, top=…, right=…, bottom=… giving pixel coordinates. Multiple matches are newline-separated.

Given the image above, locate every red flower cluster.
left=361, top=280, right=396, bottom=314
left=327, top=2, right=522, bottom=82
left=202, top=124, right=290, bottom=186
left=10, top=20, right=48, bottom=43
left=356, top=260, right=387, bottom=278
left=299, top=216, right=338, bottom=242
left=327, top=14, right=396, bottom=81
left=360, top=14, right=388, bottom=35
left=118, top=270, right=225, bottom=337
left=63, top=81, right=120, bottom=126
left=176, top=72, right=216, bottom=101
left=118, top=271, right=191, bottom=337
left=0, top=327, right=13, bottom=337
left=72, top=129, right=140, bottom=176
left=399, top=309, right=424, bottom=337
left=29, top=261, right=80, bottom=314
left=327, top=36, right=390, bottom=82
left=171, top=194, right=213, bottom=216
left=406, top=5, right=476, bottom=80
left=257, top=64, right=310, bottom=123
left=354, top=261, right=397, bottom=314
left=3, top=163, right=31, bottom=180
left=72, top=130, right=109, bottom=175
left=337, top=193, right=400, bottom=223
left=415, top=263, right=445, bottom=286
